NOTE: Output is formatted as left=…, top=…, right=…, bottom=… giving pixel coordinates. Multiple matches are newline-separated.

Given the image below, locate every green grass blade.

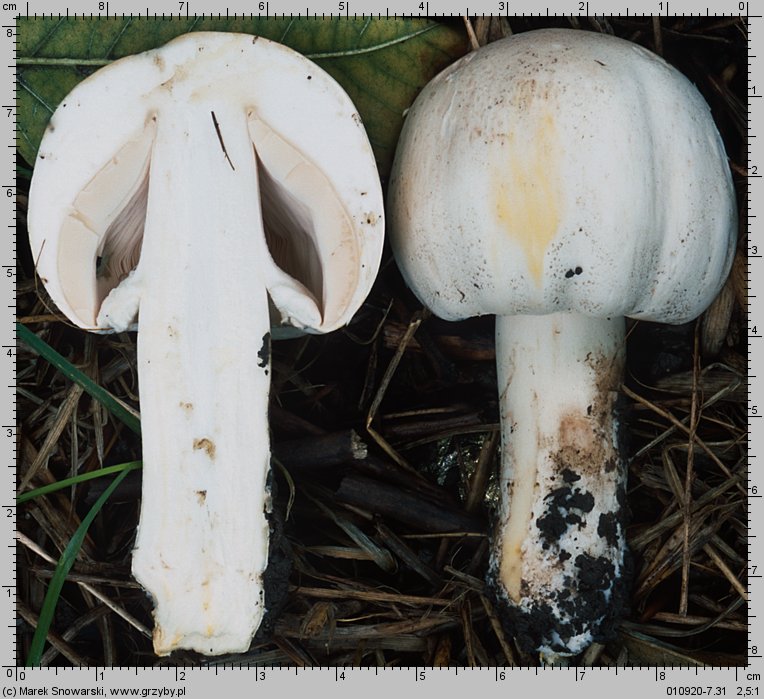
left=17, top=322, right=141, bottom=435
left=16, top=461, right=142, bottom=504
left=25, top=467, right=131, bottom=666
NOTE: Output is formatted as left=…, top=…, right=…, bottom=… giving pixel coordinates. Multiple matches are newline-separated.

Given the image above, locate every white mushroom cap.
left=389, top=29, right=736, bottom=324
left=29, top=31, right=383, bottom=334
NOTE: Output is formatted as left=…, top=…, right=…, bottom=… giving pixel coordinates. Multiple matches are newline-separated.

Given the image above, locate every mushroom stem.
left=104, top=102, right=274, bottom=656
left=491, top=312, right=627, bottom=656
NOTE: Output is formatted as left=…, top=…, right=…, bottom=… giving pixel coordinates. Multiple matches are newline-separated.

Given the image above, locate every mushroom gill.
left=97, top=165, right=149, bottom=285
left=249, top=114, right=362, bottom=330
left=57, top=127, right=154, bottom=328
left=257, top=150, right=323, bottom=310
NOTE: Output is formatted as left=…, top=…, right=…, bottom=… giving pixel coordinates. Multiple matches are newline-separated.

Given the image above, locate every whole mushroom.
left=27, top=32, right=384, bottom=656
left=388, top=28, right=736, bottom=657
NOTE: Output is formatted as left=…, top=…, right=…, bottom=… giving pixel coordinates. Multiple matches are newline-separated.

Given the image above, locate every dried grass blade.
left=294, top=585, right=449, bottom=607
left=623, top=384, right=738, bottom=485
left=680, top=326, right=702, bottom=615
left=703, top=542, right=748, bottom=602
left=479, top=594, right=517, bottom=666
left=19, top=383, right=83, bottom=491
left=305, top=491, right=396, bottom=573
left=17, top=600, right=89, bottom=667
left=25, top=467, right=131, bottom=666
left=17, top=323, right=141, bottom=435
left=366, top=313, right=424, bottom=473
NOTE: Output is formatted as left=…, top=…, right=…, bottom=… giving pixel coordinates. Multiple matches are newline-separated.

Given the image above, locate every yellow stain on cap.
left=494, top=112, right=561, bottom=284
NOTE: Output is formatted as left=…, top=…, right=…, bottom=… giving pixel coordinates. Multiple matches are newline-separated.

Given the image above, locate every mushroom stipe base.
left=487, top=545, right=633, bottom=659
left=252, top=477, right=293, bottom=645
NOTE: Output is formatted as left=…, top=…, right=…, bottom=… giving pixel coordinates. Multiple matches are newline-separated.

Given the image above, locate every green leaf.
left=17, top=17, right=467, bottom=173
left=16, top=460, right=142, bottom=504
left=17, top=322, right=141, bottom=435
left=26, top=467, right=131, bottom=667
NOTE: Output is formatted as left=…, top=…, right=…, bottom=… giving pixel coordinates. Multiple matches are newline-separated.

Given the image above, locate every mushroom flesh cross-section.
left=27, top=31, right=384, bottom=656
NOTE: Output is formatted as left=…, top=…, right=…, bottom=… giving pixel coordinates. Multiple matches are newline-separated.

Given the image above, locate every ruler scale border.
left=6, top=2, right=758, bottom=695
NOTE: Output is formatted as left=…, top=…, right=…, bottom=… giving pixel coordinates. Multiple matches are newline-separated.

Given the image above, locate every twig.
left=335, top=474, right=482, bottom=533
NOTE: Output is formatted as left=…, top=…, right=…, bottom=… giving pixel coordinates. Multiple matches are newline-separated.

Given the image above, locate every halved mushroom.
left=28, top=31, right=384, bottom=656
